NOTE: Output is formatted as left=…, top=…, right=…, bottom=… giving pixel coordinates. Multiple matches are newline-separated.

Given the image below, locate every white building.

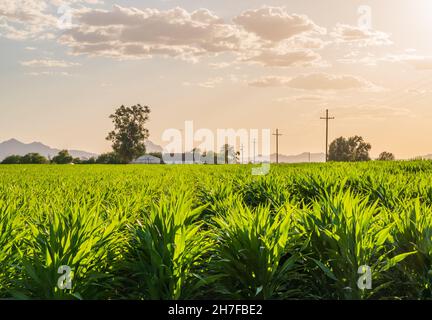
left=131, top=155, right=162, bottom=164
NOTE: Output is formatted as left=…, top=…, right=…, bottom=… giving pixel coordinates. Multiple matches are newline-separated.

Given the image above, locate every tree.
left=148, top=152, right=165, bottom=164
left=106, top=104, right=151, bottom=163
left=81, top=157, right=96, bottom=164
left=96, top=152, right=123, bottom=164
left=220, top=144, right=238, bottom=164
left=21, top=153, right=48, bottom=164
left=52, top=150, right=73, bottom=164
left=328, top=136, right=371, bottom=162
left=1, top=155, right=22, bottom=164
left=378, top=151, right=395, bottom=161
left=202, top=150, right=217, bottom=164
left=192, top=148, right=201, bottom=164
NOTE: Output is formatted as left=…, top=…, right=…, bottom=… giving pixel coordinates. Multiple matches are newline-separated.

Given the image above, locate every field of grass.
left=1, top=161, right=432, bottom=300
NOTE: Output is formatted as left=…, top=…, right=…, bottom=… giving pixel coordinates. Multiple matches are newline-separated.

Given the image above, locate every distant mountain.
left=0, top=139, right=98, bottom=160
left=0, top=138, right=324, bottom=163
left=417, top=154, right=432, bottom=160
left=0, top=138, right=165, bottom=161
left=270, top=152, right=326, bottom=163
left=145, top=140, right=163, bottom=153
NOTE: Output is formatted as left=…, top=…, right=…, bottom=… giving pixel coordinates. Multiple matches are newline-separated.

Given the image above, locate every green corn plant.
left=0, top=201, right=25, bottom=298
left=122, top=191, right=213, bottom=300
left=291, top=173, right=349, bottom=205
left=303, top=190, right=414, bottom=299
left=360, top=174, right=407, bottom=210
left=387, top=199, right=432, bottom=299
left=241, top=176, right=292, bottom=210
left=2, top=162, right=432, bottom=299
left=211, top=200, right=306, bottom=299
left=197, top=181, right=239, bottom=219
left=11, top=202, right=126, bottom=300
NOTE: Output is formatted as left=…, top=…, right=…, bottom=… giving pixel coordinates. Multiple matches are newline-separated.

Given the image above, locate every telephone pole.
left=320, top=109, right=334, bottom=162
left=320, top=109, right=335, bottom=162
left=272, top=129, right=282, bottom=164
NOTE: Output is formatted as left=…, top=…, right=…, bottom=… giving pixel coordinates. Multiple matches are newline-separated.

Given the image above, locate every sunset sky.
left=1, top=0, right=432, bottom=159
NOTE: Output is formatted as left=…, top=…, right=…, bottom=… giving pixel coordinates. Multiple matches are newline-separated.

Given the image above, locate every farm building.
left=131, top=155, right=161, bottom=164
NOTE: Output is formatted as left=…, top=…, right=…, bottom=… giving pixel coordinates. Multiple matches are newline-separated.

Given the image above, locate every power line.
left=320, top=109, right=335, bottom=162
left=272, top=129, right=282, bottom=164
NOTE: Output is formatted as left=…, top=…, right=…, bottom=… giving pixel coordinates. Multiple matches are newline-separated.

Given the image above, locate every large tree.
left=328, top=136, right=371, bottom=162
left=52, top=150, right=73, bottom=164
left=1, top=153, right=49, bottom=164
left=106, top=104, right=151, bottom=163
left=378, top=151, right=395, bottom=161
left=1, top=155, right=22, bottom=164
left=96, top=152, right=123, bottom=164
left=21, top=153, right=48, bottom=164
left=220, top=144, right=239, bottom=164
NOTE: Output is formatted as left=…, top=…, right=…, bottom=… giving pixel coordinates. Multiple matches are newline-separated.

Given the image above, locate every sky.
left=1, top=0, right=432, bottom=159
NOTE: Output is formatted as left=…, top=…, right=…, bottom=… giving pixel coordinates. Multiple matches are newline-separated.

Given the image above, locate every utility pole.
left=272, top=129, right=282, bottom=164
left=320, top=109, right=335, bottom=162
left=240, top=144, right=244, bottom=164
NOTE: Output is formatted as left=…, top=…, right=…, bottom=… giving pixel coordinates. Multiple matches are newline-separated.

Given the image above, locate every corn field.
left=1, top=162, right=432, bottom=300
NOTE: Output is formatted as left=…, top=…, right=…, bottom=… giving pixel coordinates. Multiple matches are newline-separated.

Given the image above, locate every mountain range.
left=0, top=139, right=99, bottom=160
left=0, top=138, right=326, bottom=163
left=418, top=154, right=432, bottom=160
left=4, top=138, right=426, bottom=163
left=270, top=152, right=325, bottom=163
left=0, top=138, right=166, bottom=161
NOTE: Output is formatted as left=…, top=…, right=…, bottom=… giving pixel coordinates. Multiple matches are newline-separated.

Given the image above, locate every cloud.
left=244, top=48, right=321, bottom=67
left=249, top=72, right=381, bottom=91
left=0, top=0, right=56, bottom=39
left=287, top=73, right=380, bottom=91
left=287, top=35, right=327, bottom=49
left=51, top=0, right=103, bottom=5
left=331, top=24, right=392, bottom=46
left=20, top=59, right=80, bottom=67
left=198, top=77, right=223, bottom=88
left=59, top=5, right=246, bottom=60
left=275, top=95, right=328, bottom=103
left=406, top=88, right=432, bottom=95
left=26, top=71, right=71, bottom=76
left=182, top=77, right=224, bottom=88
left=337, top=51, right=378, bottom=66
left=249, top=76, right=291, bottom=87
left=2, top=4, right=327, bottom=69
left=338, top=51, right=432, bottom=70
left=209, top=62, right=231, bottom=69
left=0, top=0, right=102, bottom=40
left=233, top=7, right=325, bottom=42
left=57, top=5, right=327, bottom=67
left=387, top=55, right=432, bottom=70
